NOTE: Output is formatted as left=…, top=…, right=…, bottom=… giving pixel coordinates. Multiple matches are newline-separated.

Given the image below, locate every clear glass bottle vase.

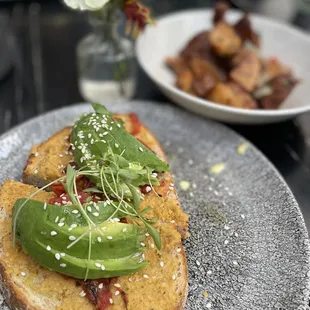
left=77, top=9, right=136, bottom=103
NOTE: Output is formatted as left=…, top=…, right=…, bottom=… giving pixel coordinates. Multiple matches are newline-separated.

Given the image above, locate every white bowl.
left=136, top=9, right=310, bottom=124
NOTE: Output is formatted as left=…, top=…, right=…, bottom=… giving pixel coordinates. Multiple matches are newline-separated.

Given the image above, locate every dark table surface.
left=0, top=0, right=310, bottom=233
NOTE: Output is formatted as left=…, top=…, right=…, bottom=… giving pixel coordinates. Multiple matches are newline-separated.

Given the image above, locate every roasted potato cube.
left=180, top=31, right=210, bottom=60
left=231, top=48, right=254, bottom=66
left=209, top=22, right=242, bottom=57
left=208, top=82, right=257, bottom=109
left=189, top=57, right=222, bottom=81
left=213, top=1, right=230, bottom=25
left=230, top=52, right=261, bottom=92
left=257, top=57, right=291, bottom=86
left=176, top=70, right=194, bottom=93
left=259, top=74, right=298, bottom=109
left=166, top=56, right=189, bottom=75
left=192, top=73, right=216, bottom=98
left=234, top=13, right=260, bottom=47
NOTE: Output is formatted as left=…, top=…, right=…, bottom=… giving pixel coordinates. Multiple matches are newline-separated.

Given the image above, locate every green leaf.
left=126, top=183, right=141, bottom=211
left=141, top=218, right=161, bottom=250
left=83, top=188, right=104, bottom=193
left=139, top=206, right=152, bottom=215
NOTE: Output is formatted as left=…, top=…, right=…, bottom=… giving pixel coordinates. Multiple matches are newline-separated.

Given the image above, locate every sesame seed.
left=72, top=210, right=79, bottom=214
left=160, top=261, right=164, bottom=268
left=138, top=147, right=144, bottom=152
left=150, top=243, right=155, bottom=249
left=58, top=222, right=65, bottom=227
left=88, top=134, right=91, bottom=138
left=86, top=206, right=92, bottom=212
left=145, top=233, right=150, bottom=237
left=188, top=159, right=194, bottom=165
left=233, top=260, right=238, bottom=266
left=114, top=283, right=121, bottom=288
left=122, top=228, right=127, bottom=233
left=143, top=274, right=149, bottom=279
left=101, top=265, right=105, bottom=270
left=140, top=242, right=145, bottom=247
left=59, top=154, right=64, bottom=158
left=170, top=220, right=176, bottom=224
left=46, top=245, right=51, bottom=251
left=145, top=186, right=151, bottom=193
left=34, top=152, right=39, bottom=157
left=206, top=302, right=212, bottom=308
left=97, top=237, right=102, bottom=242
left=79, top=291, right=86, bottom=297
left=103, top=132, right=108, bottom=136
left=115, top=143, right=119, bottom=148
left=43, top=203, right=47, bottom=210
left=228, top=192, right=233, bottom=196
left=192, top=183, right=197, bottom=189
left=196, top=260, right=201, bottom=266
left=95, top=263, right=102, bottom=268
left=189, top=192, right=194, bottom=197
left=60, top=253, right=65, bottom=257
left=115, top=290, right=120, bottom=296
left=20, top=272, right=26, bottom=277
left=208, top=186, right=213, bottom=191
left=107, top=236, right=113, bottom=240
left=224, top=225, right=230, bottom=230
left=93, top=212, right=99, bottom=217
left=109, top=298, right=113, bottom=304
left=224, top=240, right=229, bottom=245
left=207, top=270, right=212, bottom=275
left=70, top=223, right=77, bottom=228
left=60, top=263, right=66, bottom=268
left=55, top=253, right=61, bottom=260
left=117, top=124, right=121, bottom=128
left=98, top=283, right=104, bottom=289
left=176, top=248, right=181, bottom=253
left=241, top=214, right=245, bottom=219
left=50, top=231, right=57, bottom=236
left=34, top=169, right=38, bottom=174
left=69, top=236, right=76, bottom=241
left=214, top=190, right=219, bottom=196
left=172, top=275, right=176, bottom=280
left=235, top=232, right=239, bottom=237
left=128, top=277, right=132, bottom=282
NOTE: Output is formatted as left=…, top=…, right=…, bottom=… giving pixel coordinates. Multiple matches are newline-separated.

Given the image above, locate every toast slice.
left=23, top=114, right=189, bottom=239
left=1, top=113, right=189, bottom=309
left=0, top=180, right=188, bottom=310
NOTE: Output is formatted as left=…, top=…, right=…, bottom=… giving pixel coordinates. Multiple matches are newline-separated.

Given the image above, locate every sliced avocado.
left=13, top=199, right=147, bottom=279
left=70, top=103, right=169, bottom=178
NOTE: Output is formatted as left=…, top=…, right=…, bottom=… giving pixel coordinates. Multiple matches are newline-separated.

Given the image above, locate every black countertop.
left=0, top=1, right=310, bottom=232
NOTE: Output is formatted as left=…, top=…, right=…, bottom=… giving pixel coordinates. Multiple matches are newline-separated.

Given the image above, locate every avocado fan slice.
left=13, top=199, right=148, bottom=279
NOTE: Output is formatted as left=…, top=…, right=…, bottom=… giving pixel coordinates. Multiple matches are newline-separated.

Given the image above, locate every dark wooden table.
left=0, top=0, right=310, bottom=233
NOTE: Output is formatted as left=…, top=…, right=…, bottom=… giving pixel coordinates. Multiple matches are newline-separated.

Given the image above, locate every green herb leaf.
left=126, top=183, right=141, bottom=210
left=141, top=218, right=161, bottom=250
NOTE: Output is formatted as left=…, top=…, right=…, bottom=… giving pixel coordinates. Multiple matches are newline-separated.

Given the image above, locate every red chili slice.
left=129, top=113, right=142, bottom=136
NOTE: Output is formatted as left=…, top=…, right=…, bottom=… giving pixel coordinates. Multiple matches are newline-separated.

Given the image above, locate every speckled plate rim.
left=0, top=101, right=310, bottom=309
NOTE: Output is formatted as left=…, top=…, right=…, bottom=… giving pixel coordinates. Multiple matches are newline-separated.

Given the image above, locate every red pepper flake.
left=49, top=182, right=99, bottom=206
left=80, top=278, right=129, bottom=310
left=140, top=184, right=152, bottom=195
left=129, top=113, right=142, bottom=136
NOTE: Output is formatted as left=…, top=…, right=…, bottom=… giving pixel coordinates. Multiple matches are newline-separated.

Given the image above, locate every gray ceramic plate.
left=0, top=101, right=309, bottom=310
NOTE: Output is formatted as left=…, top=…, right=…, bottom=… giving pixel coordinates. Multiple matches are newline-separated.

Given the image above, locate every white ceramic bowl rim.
left=137, top=9, right=310, bottom=117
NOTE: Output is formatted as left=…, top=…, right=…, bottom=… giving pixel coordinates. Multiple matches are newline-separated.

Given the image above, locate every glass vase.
left=77, top=9, right=136, bottom=103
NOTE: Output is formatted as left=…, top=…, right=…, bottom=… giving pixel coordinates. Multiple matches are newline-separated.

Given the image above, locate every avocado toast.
left=0, top=104, right=189, bottom=310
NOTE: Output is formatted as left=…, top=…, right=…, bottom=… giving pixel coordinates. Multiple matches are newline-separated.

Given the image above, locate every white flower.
left=64, top=0, right=111, bottom=11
